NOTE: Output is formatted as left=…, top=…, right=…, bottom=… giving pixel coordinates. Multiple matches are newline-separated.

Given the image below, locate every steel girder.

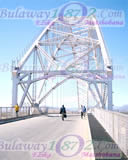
left=12, top=16, right=113, bottom=110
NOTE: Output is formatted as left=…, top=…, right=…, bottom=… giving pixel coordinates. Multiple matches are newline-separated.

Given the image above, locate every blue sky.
left=0, top=0, right=128, bottom=107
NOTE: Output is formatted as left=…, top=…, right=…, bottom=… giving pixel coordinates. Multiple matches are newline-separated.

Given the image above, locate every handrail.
left=90, top=108, right=128, bottom=158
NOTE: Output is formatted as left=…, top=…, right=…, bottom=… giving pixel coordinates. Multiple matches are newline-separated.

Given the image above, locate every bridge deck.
left=0, top=114, right=95, bottom=160
left=0, top=114, right=127, bottom=160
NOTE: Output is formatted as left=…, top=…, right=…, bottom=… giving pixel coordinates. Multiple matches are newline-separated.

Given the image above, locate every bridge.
left=0, top=16, right=127, bottom=160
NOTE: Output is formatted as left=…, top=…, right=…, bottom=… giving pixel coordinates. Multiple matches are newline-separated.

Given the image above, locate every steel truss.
left=12, top=16, right=113, bottom=110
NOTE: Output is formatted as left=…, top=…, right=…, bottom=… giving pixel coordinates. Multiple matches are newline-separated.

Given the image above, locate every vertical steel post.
left=77, top=81, right=80, bottom=110
left=108, top=80, right=113, bottom=110
left=12, top=70, right=18, bottom=106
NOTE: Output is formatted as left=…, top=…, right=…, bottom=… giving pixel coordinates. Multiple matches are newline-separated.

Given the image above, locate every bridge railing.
left=0, top=107, right=30, bottom=120
left=0, top=107, right=78, bottom=120
left=90, top=108, right=128, bottom=158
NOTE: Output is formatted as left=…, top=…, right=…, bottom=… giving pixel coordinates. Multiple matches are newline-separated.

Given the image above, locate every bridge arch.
left=12, top=16, right=113, bottom=110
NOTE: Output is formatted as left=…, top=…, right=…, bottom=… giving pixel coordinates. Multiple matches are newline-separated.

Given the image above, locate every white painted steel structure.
left=12, top=16, right=113, bottom=110
left=91, top=108, right=128, bottom=158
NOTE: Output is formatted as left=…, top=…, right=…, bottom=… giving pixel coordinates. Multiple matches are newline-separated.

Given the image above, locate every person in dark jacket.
left=60, top=105, right=67, bottom=121
left=81, top=105, right=86, bottom=119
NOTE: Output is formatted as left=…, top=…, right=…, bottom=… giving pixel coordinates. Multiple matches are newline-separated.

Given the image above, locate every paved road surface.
left=0, top=114, right=95, bottom=160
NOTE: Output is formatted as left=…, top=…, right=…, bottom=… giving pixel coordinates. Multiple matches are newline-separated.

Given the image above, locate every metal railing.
left=90, top=108, right=128, bottom=157
left=0, top=106, right=79, bottom=120
left=0, top=107, right=31, bottom=120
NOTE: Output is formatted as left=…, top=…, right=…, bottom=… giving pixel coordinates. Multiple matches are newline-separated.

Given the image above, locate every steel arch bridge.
left=12, top=16, right=113, bottom=110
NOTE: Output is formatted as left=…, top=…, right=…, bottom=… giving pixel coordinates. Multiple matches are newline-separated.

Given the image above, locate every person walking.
left=83, top=106, right=86, bottom=118
left=81, top=105, right=86, bottom=119
left=60, top=105, right=67, bottom=121
left=14, top=104, right=19, bottom=118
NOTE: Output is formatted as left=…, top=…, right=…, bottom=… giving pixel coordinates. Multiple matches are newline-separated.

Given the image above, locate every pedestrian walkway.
left=0, top=114, right=95, bottom=160
left=88, top=113, right=127, bottom=160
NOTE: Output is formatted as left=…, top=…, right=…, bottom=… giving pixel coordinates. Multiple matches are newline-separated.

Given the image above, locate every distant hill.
left=113, top=105, right=128, bottom=112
